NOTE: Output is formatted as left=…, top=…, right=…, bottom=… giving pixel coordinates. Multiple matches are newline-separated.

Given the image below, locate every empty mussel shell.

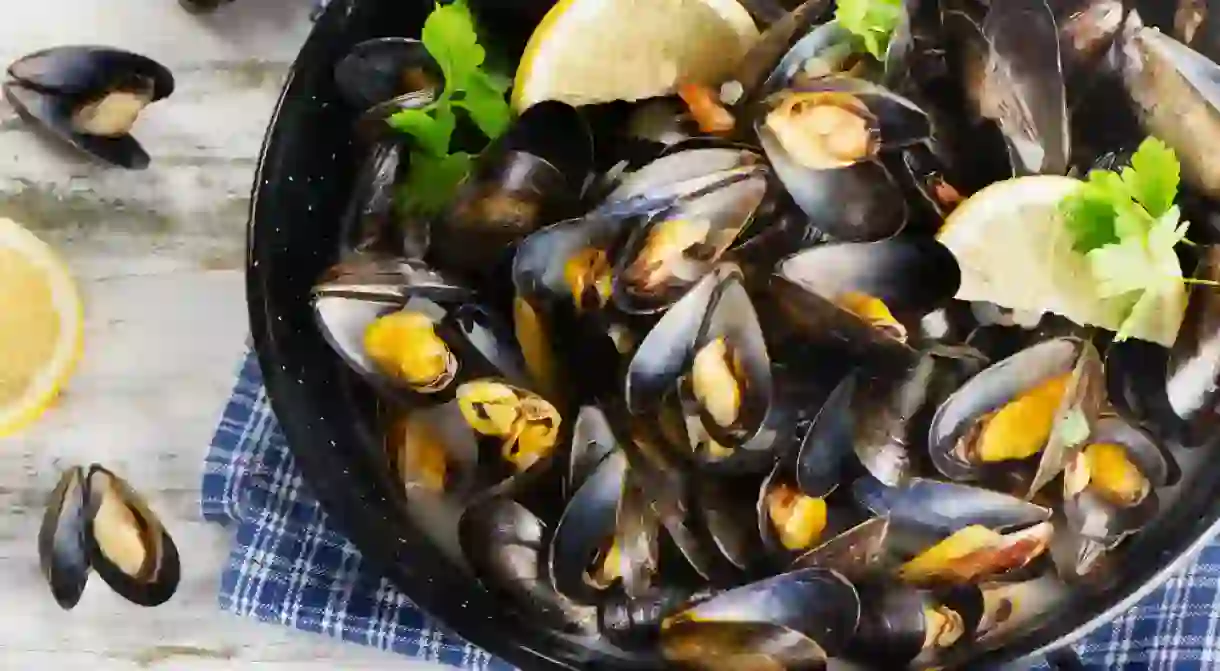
left=459, top=497, right=597, bottom=633
left=82, top=465, right=180, bottom=607
left=5, top=46, right=174, bottom=169
left=39, top=467, right=91, bottom=610
left=333, top=37, right=442, bottom=113
left=853, top=477, right=1052, bottom=537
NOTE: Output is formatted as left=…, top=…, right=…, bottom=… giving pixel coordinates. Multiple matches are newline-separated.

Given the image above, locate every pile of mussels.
left=311, top=0, right=1220, bottom=668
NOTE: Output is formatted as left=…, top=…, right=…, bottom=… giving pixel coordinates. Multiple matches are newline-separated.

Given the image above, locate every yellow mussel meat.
left=765, top=484, right=828, bottom=551
left=364, top=310, right=457, bottom=392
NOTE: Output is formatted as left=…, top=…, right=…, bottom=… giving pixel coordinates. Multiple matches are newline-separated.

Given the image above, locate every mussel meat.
left=5, top=46, right=174, bottom=168
left=758, top=463, right=830, bottom=556
left=896, top=521, right=1055, bottom=586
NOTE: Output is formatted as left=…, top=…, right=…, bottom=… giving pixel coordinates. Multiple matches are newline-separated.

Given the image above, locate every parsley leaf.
left=421, top=0, right=485, bottom=88
left=1122, top=137, right=1179, bottom=217
left=388, top=105, right=455, bottom=157
left=398, top=151, right=474, bottom=216
left=837, top=0, right=905, bottom=61
left=455, top=70, right=512, bottom=139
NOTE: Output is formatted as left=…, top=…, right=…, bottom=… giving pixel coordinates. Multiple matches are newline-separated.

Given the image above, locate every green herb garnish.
left=1060, top=137, right=1214, bottom=341
left=837, top=0, right=904, bottom=61
left=388, top=0, right=512, bottom=216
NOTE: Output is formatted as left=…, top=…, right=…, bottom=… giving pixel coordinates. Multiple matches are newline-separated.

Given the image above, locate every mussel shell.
left=724, top=0, right=836, bottom=113
left=791, top=517, right=891, bottom=582
left=665, top=567, right=860, bottom=655
left=459, top=497, right=597, bottom=633
left=611, top=166, right=770, bottom=315
left=767, top=274, right=917, bottom=364
left=8, top=46, right=174, bottom=100
left=332, top=37, right=442, bottom=112
left=700, top=479, right=767, bottom=571
left=39, top=466, right=91, bottom=610
left=4, top=82, right=152, bottom=169
left=661, top=621, right=830, bottom=670
left=927, top=337, right=1091, bottom=485
left=852, top=477, right=1052, bottom=536
left=759, top=20, right=871, bottom=96
left=82, top=465, right=180, bottom=607
left=1165, top=245, right=1220, bottom=444
left=568, top=405, right=622, bottom=497
left=337, top=140, right=410, bottom=259
left=512, top=213, right=632, bottom=309
left=776, top=237, right=962, bottom=320
left=847, top=584, right=980, bottom=668
left=600, top=585, right=711, bottom=649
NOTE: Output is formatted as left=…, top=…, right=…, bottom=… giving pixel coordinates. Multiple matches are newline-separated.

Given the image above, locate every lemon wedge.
left=0, top=217, right=83, bottom=436
left=937, top=176, right=1185, bottom=347
left=512, top=0, right=761, bottom=112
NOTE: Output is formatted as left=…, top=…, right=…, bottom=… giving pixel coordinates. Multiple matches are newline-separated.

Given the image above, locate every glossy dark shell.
left=853, top=477, right=1052, bottom=536
left=333, top=37, right=442, bottom=112
left=38, top=467, right=91, bottom=610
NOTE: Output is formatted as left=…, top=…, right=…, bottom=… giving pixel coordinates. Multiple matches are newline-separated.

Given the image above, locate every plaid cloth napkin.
left=201, top=350, right=1220, bottom=670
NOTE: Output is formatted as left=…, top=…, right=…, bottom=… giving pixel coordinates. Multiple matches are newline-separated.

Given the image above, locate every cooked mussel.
left=459, top=497, right=597, bottom=633
left=39, top=467, right=91, bottom=610
left=896, top=520, right=1055, bottom=586
left=5, top=46, right=174, bottom=168
left=758, top=462, right=830, bottom=556
left=83, top=466, right=180, bottom=607
left=609, top=146, right=770, bottom=314
left=1059, top=414, right=1171, bottom=573
left=333, top=37, right=441, bottom=118
left=548, top=449, right=660, bottom=603
left=312, top=260, right=529, bottom=401
left=1164, top=245, right=1220, bottom=445
left=627, top=264, right=783, bottom=473
left=853, top=477, right=1053, bottom=537
left=928, top=337, right=1106, bottom=495
left=945, top=0, right=1071, bottom=176
left=847, top=584, right=977, bottom=668
left=599, top=585, right=714, bottom=649
left=660, top=567, right=861, bottom=665
left=433, top=101, right=594, bottom=274
left=756, top=77, right=932, bottom=241
left=791, top=516, right=891, bottom=582
left=456, top=379, right=564, bottom=485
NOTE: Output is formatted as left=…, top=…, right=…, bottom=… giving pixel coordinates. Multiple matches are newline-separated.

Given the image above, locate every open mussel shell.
left=599, top=585, right=714, bottom=649
left=757, top=463, right=831, bottom=559
left=610, top=150, right=770, bottom=315
left=82, top=466, right=180, bottom=607
left=459, top=497, right=597, bottom=633
left=385, top=404, right=479, bottom=499
left=39, top=467, right=91, bottom=610
left=5, top=46, right=174, bottom=169
left=333, top=37, right=442, bottom=113
left=927, top=337, right=1104, bottom=495
left=791, top=516, right=890, bottom=582
left=663, top=567, right=861, bottom=657
left=626, top=264, right=780, bottom=474
left=1165, top=245, right=1220, bottom=445
left=1061, top=414, right=1171, bottom=550
left=698, top=478, right=767, bottom=572
left=568, top=405, right=622, bottom=497
left=847, top=583, right=981, bottom=668
left=895, top=520, right=1056, bottom=587
left=756, top=77, right=932, bottom=242
left=513, top=213, right=631, bottom=314
left=661, top=620, right=830, bottom=670
left=853, top=477, right=1052, bottom=537
left=548, top=449, right=660, bottom=603
left=454, top=378, right=565, bottom=495
left=722, top=0, right=835, bottom=114
left=434, top=101, right=594, bottom=275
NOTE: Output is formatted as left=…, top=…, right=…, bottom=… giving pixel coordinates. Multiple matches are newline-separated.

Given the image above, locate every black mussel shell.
left=82, top=466, right=180, bottom=607
left=699, top=479, right=767, bottom=571
left=333, top=38, right=442, bottom=112
left=548, top=449, right=658, bottom=603
left=39, top=467, right=91, bottom=610
left=626, top=264, right=781, bottom=473
left=791, top=517, right=891, bottom=582
left=385, top=403, right=482, bottom=501
left=5, top=46, right=174, bottom=169
left=853, top=477, right=1052, bottom=536
left=568, top=405, right=621, bottom=497
left=434, top=101, right=594, bottom=275
left=724, top=0, right=835, bottom=113
left=664, top=567, right=861, bottom=656
left=661, top=621, right=830, bottom=670
left=459, top=497, right=597, bottom=633
left=1165, top=245, right=1220, bottom=445
left=847, top=584, right=982, bottom=668
left=766, top=275, right=916, bottom=366
left=927, top=337, right=1100, bottom=490
left=610, top=151, right=770, bottom=315
left=599, top=585, right=712, bottom=649
left=513, top=213, right=632, bottom=313
left=760, top=20, right=873, bottom=97
left=338, top=140, right=412, bottom=259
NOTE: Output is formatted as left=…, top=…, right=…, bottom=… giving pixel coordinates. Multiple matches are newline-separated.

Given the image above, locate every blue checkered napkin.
left=200, top=351, right=513, bottom=670
left=202, top=352, right=1220, bottom=670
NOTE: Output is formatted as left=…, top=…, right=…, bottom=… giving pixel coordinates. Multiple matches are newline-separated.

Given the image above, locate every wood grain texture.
left=0, top=1, right=447, bottom=668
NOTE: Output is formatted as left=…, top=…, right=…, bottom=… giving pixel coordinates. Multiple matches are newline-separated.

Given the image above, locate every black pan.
left=246, top=0, right=1220, bottom=668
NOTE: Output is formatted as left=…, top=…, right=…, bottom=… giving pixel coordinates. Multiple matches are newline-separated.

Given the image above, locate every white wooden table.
left=0, top=1, right=445, bottom=668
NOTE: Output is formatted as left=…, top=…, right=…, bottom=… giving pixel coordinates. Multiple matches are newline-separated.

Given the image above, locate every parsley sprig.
left=388, top=0, right=513, bottom=216
left=1060, top=137, right=1216, bottom=341
left=837, top=0, right=904, bottom=61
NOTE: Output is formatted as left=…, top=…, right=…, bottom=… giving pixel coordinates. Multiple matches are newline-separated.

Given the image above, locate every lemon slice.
left=938, top=176, right=1185, bottom=347
left=512, top=0, right=761, bottom=112
left=0, top=217, right=83, bottom=436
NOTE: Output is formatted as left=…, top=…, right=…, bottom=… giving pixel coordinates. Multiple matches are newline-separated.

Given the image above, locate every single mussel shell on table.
left=432, top=101, right=595, bottom=276
left=312, top=259, right=529, bottom=403
left=755, top=76, right=933, bottom=241
left=608, top=144, right=771, bottom=315
left=39, top=467, right=91, bottom=610
left=927, top=337, right=1106, bottom=497
left=1163, top=245, right=1220, bottom=446
left=82, top=465, right=181, bottom=607
left=5, top=46, right=174, bottom=169
left=333, top=38, right=442, bottom=121
left=458, top=497, right=597, bottom=633
left=548, top=449, right=660, bottom=604
left=660, top=567, right=861, bottom=663
left=1058, top=414, right=1172, bottom=574
left=626, top=263, right=784, bottom=474
left=944, top=0, right=1071, bottom=176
